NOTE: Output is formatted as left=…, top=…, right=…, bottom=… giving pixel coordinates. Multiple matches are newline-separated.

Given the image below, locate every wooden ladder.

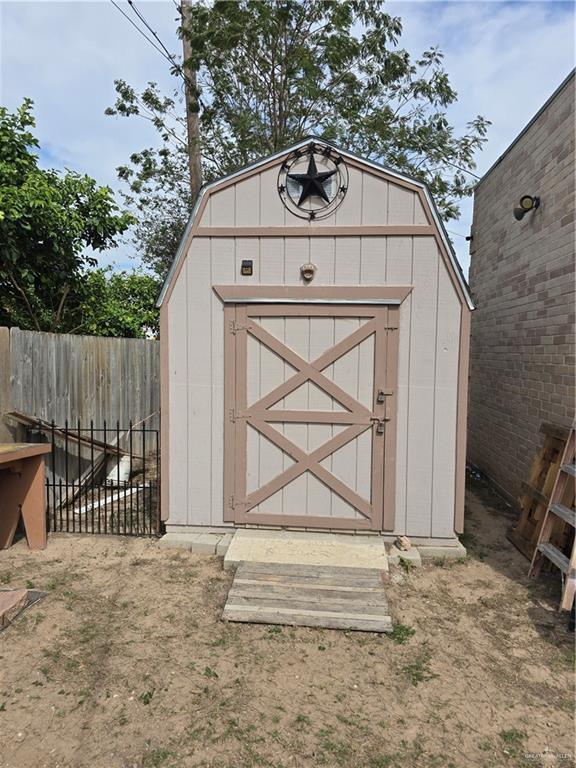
left=529, top=426, right=576, bottom=610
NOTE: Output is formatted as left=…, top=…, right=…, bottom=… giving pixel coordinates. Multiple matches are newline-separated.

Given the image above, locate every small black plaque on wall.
left=241, top=260, right=253, bottom=276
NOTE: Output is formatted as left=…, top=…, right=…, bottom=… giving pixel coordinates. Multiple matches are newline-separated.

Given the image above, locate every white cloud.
left=1, top=1, right=574, bottom=274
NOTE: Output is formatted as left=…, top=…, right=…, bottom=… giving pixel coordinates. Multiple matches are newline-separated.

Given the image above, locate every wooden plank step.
left=227, top=594, right=390, bottom=614
left=234, top=570, right=383, bottom=588
left=561, top=463, right=576, bottom=478
left=228, top=588, right=389, bottom=610
left=224, top=561, right=392, bottom=633
left=234, top=577, right=383, bottom=593
left=537, top=543, right=570, bottom=574
left=550, top=503, right=576, bottom=528
left=235, top=561, right=384, bottom=578
left=223, top=604, right=393, bottom=633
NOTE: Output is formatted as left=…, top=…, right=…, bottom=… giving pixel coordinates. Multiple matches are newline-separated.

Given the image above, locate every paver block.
left=158, top=533, right=222, bottom=554
left=216, top=533, right=234, bottom=558
left=224, top=529, right=389, bottom=572
left=418, top=541, right=467, bottom=560
left=387, top=546, right=422, bottom=568
left=190, top=534, right=222, bottom=555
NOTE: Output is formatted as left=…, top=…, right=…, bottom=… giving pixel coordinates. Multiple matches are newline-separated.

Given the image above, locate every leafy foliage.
left=107, top=0, right=490, bottom=279
left=76, top=269, right=160, bottom=338
left=0, top=100, right=133, bottom=332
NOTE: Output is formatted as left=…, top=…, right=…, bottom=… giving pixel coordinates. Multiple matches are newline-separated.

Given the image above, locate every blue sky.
left=1, top=0, right=574, bottom=274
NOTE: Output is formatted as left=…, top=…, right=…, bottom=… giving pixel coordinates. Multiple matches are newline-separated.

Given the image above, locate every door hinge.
left=384, top=326, right=398, bottom=331
left=229, top=495, right=245, bottom=510
left=229, top=408, right=248, bottom=422
left=229, top=320, right=253, bottom=334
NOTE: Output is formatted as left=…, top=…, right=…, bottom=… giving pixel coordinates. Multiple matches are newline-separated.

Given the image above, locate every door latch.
left=376, top=388, right=394, bottom=403
left=371, top=416, right=389, bottom=434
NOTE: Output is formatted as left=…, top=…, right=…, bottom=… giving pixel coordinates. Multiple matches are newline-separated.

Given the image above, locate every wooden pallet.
left=529, top=427, right=575, bottom=611
left=222, top=561, right=393, bottom=633
left=508, top=423, right=573, bottom=559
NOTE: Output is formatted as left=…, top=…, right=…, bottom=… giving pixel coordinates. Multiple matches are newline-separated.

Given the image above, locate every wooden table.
left=0, top=444, right=52, bottom=550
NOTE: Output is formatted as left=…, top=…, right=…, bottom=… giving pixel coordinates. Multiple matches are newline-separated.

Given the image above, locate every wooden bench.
left=0, top=444, right=52, bottom=550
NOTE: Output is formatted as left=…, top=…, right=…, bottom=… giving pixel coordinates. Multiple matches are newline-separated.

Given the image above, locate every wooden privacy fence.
left=0, top=328, right=161, bottom=535
left=0, top=327, right=160, bottom=445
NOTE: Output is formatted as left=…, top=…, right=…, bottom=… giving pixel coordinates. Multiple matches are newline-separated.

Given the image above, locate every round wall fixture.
left=300, top=263, right=317, bottom=281
left=277, top=143, right=348, bottom=220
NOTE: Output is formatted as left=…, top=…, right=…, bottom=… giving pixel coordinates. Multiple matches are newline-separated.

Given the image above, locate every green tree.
left=0, top=99, right=133, bottom=331
left=107, top=0, right=489, bottom=280
left=76, top=269, right=160, bottom=338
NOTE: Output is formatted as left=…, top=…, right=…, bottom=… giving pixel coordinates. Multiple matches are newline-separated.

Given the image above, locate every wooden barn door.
left=224, top=303, right=399, bottom=531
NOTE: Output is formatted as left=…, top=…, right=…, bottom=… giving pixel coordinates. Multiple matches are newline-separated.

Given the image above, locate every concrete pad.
left=387, top=545, right=422, bottom=568
left=216, top=533, right=234, bottom=558
left=158, top=532, right=222, bottom=555
left=223, top=529, right=388, bottom=572
left=418, top=541, right=467, bottom=560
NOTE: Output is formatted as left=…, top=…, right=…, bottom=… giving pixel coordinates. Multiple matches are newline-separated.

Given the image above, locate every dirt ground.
left=0, top=478, right=574, bottom=768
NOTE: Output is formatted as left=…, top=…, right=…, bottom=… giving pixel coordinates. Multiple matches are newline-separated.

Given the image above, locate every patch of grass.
left=293, top=713, right=311, bottom=730
left=0, top=573, right=11, bottom=585
left=142, top=747, right=174, bottom=767
left=432, top=557, right=446, bottom=567
left=139, top=688, right=156, bottom=705
left=499, top=728, right=526, bottom=756
left=203, top=666, right=218, bottom=679
left=389, top=623, right=415, bottom=645
left=401, top=646, right=438, bottom=687
left=367, top=758, right=393, bottom=768
left=25, top=580, right=35, bottom=589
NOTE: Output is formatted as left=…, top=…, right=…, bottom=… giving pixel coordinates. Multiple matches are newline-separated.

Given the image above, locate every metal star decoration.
left=287, top=153, right=337, bottom=206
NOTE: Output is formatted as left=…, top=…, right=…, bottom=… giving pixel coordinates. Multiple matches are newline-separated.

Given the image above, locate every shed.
left=158, top=138, right=473, bottom=546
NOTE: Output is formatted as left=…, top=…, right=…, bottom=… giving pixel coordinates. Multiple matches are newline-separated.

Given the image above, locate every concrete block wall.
left=468, top=72, right=575, bottom=502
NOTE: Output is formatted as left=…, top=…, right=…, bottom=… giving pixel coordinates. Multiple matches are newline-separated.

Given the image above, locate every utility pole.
left=181, top=0, right=202, bottom=203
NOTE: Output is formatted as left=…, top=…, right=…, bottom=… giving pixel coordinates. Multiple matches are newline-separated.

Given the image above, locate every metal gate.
left=224, top=303, right=399, bottom=531
left=41, top=420, right=160, bottom=536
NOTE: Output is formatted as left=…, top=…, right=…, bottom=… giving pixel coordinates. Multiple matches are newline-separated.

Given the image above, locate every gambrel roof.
left=158, top=137, right=474, bottom=309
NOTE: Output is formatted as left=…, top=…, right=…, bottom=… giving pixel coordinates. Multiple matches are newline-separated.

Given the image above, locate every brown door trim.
left=223, top=300, right=400, bottom=531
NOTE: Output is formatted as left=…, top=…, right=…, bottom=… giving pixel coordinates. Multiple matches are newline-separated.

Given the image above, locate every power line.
left=126, top=0, right=196, bottom=93
left=109, top=0, right=173, bottom=65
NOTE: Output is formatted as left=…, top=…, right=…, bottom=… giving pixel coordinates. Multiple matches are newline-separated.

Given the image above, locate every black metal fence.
left=39, top=420, right=161, bottom=536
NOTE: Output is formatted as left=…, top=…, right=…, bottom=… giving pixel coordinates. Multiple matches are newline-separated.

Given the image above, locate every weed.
left=203, top=666, right=218, bottom=679
left=1, top=573, right=11, bottom=585
left=266, top=625, right=283, bottom=637
left=398, top=556, right=415, bottom=573
left=318, top=644, right=326, bottom=651
left=25, top=580, right=35, bottom=589
left=142, top=747, right=174, bottom=767
left=401, top=646, right=438, bottom=686
left=367, top=758, right=393, bottom=768
left=389, top=623, right=415, bottom=645
left=139, top=688, right=156, bottom=705
left=293, top=713, right=311, bottom=730
left=0, top=702, right=5, bottom=712
left=499, top=728, right=526, bottom=754
left=432, top=557, right=446, bottom=567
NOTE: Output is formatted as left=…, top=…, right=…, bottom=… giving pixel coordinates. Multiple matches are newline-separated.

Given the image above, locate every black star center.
left=287, top=154, right=337, bottom=207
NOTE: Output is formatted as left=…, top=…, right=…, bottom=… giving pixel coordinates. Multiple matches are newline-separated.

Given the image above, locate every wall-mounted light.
left=300, top=263, right=317, bottom=281
left=513, top=195, right=540, bottom=221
